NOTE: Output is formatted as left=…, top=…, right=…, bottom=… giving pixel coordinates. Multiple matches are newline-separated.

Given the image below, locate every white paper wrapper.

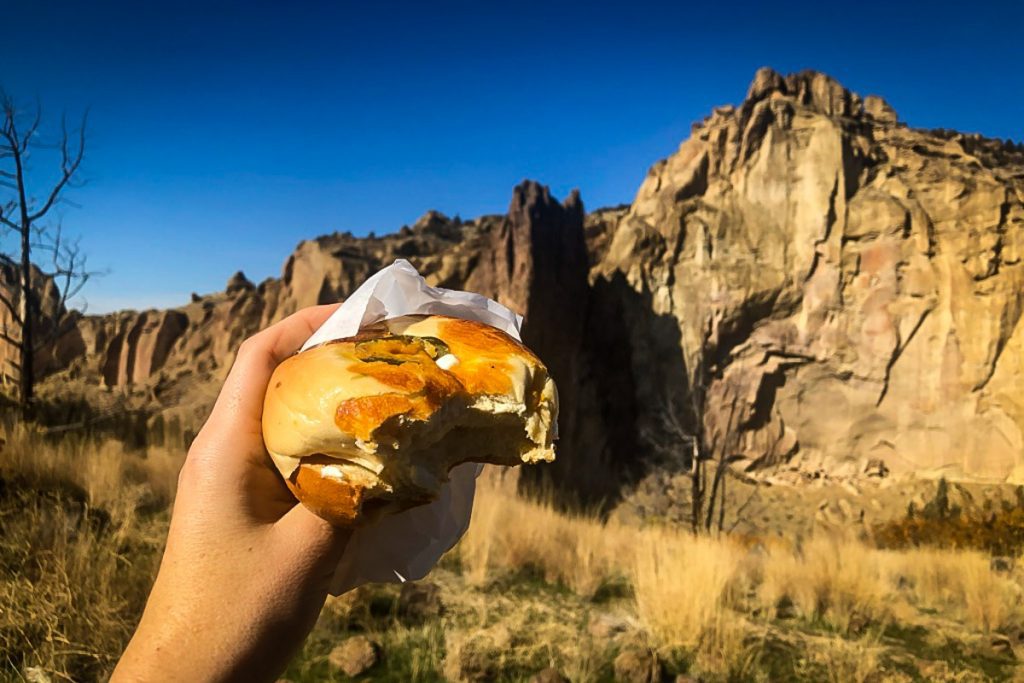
left=297, top=259, right=524, bottom=595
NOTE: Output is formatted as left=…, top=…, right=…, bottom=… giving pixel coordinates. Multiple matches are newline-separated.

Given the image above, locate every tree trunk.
left=704, top=458, right=727, bottom=534
left=2, top=97, right=89, bottom=421
left=15, top=146, right=33, bottom=418
left=18, top=230, right=33, bottom=417
left=690, top=438, right=702, bottom=534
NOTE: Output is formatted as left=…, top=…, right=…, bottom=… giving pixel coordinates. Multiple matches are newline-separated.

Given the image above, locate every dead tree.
left=647, top=392, right=744, bottom=535
left=645, top=318, right=748, bottom=535
left=0, top=91, right=93, bottom=416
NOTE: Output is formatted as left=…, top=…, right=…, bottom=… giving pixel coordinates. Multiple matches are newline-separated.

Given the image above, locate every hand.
left=113, top=305, right=350, bottom=682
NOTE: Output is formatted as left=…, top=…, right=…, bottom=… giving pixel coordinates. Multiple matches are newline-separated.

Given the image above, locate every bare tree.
left=0, top=90, right=94, bottom=416
left=647, top=392, right=743, bottom=535
left=645, top=319, right=750, bottom=535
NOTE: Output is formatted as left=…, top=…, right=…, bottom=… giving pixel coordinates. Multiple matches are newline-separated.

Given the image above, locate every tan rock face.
left=603, top=68, right=1024, bottom=482
left=99, top=310, right=188, bottom=386
left=0, top=261, right=78, bottom=383
left=28, top=67, right=1024, bottom=497
left=37, top=189, right=600, bottom=479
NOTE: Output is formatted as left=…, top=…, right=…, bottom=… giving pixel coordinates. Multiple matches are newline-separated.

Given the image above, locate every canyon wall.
left=31, top=69, right=1024, bottom=499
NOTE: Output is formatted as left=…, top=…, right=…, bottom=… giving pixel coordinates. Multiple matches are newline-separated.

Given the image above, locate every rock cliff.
left=31, top=68, right=1024, bottom=499
left=602, top=68, right=1024, bottom=482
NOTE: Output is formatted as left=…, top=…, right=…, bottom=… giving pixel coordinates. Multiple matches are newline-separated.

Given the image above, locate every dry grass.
left=456, top=468, right=1024, bottom=679
left=1, top=423, right=182, bottom=510
left=757, top=537, right=890, bottom=634
left=0, top=427, right=174, bottom=680
left=631, top=528, right=744, bottom=646
left=877, top=547, right=1020, bottom=634
left=456, top=468, right=631, bottom=598
left=815, top=633, right=885, bottom=683
left=3, top=426, right=1024, bottom=681
left=690, top=612, right=763, bottom=681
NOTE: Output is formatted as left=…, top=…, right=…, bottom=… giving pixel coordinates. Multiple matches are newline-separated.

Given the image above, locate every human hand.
left=113, top=305, right=349, bottom=682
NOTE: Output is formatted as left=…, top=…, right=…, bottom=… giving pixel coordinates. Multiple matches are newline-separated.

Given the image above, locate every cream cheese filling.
left=435, top=353, right=459, bottom=370
left=320, top=464, right=346, bottom=479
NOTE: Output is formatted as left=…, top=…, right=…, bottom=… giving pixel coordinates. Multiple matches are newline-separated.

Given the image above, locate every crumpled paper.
left=297, top=259, right=524, bottom=595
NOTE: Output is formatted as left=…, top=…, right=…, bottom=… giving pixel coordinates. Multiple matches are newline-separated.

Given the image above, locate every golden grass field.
left=3, top=427, right=1024, bottom=681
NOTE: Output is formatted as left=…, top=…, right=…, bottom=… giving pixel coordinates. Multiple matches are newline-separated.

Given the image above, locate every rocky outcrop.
left=254, top=211, right=502, bottom=325
left=31, top=67, right=1024, bottom=498
left=465, top=182, right=593, bottom=491
left=40, top=196, right=602, bottom=471
left=99, top=310, right=188, bottom=387
left=602, top=67, right=1024, bottom=482
left=0, top=260, right=80, bottom=384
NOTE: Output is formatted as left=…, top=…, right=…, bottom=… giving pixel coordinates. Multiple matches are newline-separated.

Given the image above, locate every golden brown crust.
left=334, top=394, right=419, bottom=442
left=263, top=314, right=557, bottom=528
left=287, top=458, right=437, bottom=527
left=337, top=335, right=467, bottom=439
left=287, top=462, right=367, bottom=527
left=404, top=317, right=542, bottom=396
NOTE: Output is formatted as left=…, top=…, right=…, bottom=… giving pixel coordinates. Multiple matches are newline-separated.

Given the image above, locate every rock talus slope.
left=33, top=68, right=1024, bottom=496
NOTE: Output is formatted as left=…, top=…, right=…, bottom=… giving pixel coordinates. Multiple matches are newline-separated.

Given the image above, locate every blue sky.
left=4, top=1, right=1022, bottom=313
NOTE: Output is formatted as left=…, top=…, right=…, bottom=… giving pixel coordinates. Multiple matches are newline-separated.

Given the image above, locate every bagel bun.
left=262, top=314, right=557, bottom=527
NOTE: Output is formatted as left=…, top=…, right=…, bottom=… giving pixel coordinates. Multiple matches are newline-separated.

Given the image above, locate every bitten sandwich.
left=262, top=314, right=557, bottom=527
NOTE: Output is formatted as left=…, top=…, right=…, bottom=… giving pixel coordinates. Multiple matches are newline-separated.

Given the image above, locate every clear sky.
left=4, top=1, right=1022, bottom=313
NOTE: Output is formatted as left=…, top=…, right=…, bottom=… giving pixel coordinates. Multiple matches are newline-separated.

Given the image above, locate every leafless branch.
left=27, top=110, right=87, bottom=223
left=0, top=289, right=23, bottom=325
left=30, top=227, right=99, bottom=352
left=0, top=328, right=22, bottom=348
left=19, top=99, right=42, bottom=154
left=1, top=100, right=20, bottom=161
left=0, top=87, right=96, bottom=414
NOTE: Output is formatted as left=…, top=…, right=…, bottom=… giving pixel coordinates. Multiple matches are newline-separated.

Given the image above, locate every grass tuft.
left=2, top=428, right=1024, bottom=681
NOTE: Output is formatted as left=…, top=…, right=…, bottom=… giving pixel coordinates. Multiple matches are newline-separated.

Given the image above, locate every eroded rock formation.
left=28, top=68, right=1024, bottom=498
left=602, top=68, right=1024, bottom=481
